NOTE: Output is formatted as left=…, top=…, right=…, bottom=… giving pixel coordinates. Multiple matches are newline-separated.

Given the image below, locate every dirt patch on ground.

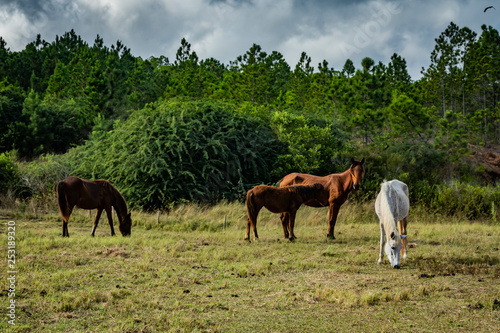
left=101, top=247, right=130, bottom=258
left=469, top=144, right=500, bottom=182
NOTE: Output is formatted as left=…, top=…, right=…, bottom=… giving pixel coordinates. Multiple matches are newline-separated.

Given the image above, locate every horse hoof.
left=377, top=260, right=383, bottom=265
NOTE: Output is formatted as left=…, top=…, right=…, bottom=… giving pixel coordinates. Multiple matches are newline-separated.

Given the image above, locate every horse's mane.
left=379, top=181, right=400, bottom=238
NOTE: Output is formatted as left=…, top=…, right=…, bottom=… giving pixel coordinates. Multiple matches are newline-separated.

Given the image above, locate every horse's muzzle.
left=353, top=184, right=361, bottom=191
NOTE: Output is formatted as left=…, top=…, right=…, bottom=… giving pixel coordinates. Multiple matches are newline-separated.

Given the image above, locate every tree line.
left=1, top=23, right=499, bottom=217
left=1, top=23, right=499, bottom=156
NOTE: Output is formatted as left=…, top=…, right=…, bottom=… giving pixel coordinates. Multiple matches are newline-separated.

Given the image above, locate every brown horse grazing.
left=245, top=183, right=324, bottom=241
left=56, top=176, right=132, bottom=237
left=279, top=158, right=365, bottom=240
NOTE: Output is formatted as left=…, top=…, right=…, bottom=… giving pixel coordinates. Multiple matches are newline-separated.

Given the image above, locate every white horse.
left=375, top=179, right=409, bottom=269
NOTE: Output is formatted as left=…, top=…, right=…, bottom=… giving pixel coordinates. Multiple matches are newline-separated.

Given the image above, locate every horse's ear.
left=360, top=158, right=364, bottom=165
left=350, top=157, right=355, bottom=165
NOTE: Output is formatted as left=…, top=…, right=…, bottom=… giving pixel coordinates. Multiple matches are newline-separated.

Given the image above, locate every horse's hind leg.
left=105, top=207, right=116, bottom=236
left=280, top=213, right=290, bottom=239
left=91, top=208, right=104, bottom=237
left=245, top=213, right=259, bottom=241
left=62, top=219, right=69, bottom=237
left=251, top=213, right=259, bottom=240
left=398, top=217, right=408, bottom=259
left=60, top=208, right=73, bottom=237
left=245, top=208, right=260, bottom=241
left=245, top=217, right=251, bottom=240
left=288, top=211, right=297, bottom=241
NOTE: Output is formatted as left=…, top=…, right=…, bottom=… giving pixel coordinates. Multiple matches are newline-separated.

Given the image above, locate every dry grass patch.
left=1, top=203, right=499, bottom=332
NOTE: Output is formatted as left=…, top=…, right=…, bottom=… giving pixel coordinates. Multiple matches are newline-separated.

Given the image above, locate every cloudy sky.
left=1, top=0, right=499, bottom=79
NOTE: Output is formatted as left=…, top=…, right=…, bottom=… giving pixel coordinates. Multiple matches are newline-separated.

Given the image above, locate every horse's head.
left=385, top=231, right=407, bottom=269
left=313, top=183, right=323, bottom=190
left=119, top=212, right=132, bottom=236
left=350, top=157, right=365, bottom=190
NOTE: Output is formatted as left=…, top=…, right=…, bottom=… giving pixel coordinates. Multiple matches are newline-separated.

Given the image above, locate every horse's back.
left=280, top=173, right=331, bottom=207
left=248, top=185, right=300, bottom=213
left=58, top=176, right=84, bottom=196
left=280, top=173, right=328, bottom=187
left=375, top=180, right=409, bottom=220
left=59, top=176, right=108, bottom=209
left=388, top=180, right=410, bottom=214
left=59, top=176, right=83, bottom=186
left=389, top=179, right=409, bottom=200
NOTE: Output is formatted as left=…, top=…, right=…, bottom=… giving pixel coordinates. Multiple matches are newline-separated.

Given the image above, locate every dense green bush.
left=0, top=152, right=19, bottom=195
left=270, top=111, right=346, bottom=176
left=16, top=154, right=69, bottom=199
left=420, top=182, right=500, bottom=220
left=66, top=100, right=283, bottom=209
left=347, top=140, right=445, bottom=202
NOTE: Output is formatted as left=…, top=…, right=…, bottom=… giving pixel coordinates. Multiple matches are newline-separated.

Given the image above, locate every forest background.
left=0, top=22, right=500, bottom=220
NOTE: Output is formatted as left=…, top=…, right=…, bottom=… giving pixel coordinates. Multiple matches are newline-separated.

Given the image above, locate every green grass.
left=1, top=202, right=499, bottom=332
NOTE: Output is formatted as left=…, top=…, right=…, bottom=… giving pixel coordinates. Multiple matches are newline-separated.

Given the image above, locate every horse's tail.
left=56, top=181, right=69, bottom=218
left=246, top=190, right=256, bottom=221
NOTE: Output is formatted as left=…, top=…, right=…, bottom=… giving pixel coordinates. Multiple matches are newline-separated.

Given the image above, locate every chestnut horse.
left=245, top=183, right=324, bottom=241
left=279, top=158, right=365, bottom=239
left=56, top=176, right=132, bottom=237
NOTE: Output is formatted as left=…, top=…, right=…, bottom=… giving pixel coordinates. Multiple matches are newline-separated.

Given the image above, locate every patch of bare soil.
left=101, top=247, right=130, bottom=258
left=469, top=144, right=500, bottom=181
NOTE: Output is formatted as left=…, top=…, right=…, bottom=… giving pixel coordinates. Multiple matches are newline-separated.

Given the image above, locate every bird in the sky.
left=484, top=6, right=495, bottom=12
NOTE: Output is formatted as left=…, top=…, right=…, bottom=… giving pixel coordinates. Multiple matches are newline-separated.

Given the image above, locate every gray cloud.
left=1, top=0, right=499, bottom=79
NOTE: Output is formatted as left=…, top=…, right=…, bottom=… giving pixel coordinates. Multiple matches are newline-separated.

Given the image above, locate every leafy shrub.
left=66, top=100, right=282, bottom=210
left=424, top=182, right=500, bottom=220
left=16, top=154, right=70, bottom=199
left=0, top=152, right=19, bottom=195
left=348, top=140, right=445, bottom=202
left=270, top=111, right=346, bottom=176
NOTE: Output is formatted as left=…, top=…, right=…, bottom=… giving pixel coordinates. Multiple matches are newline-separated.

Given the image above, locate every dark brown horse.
left=245, top=183, right=324, bottom=241
left=56, top=176, right=132, bottom=237
left=279, top=158, right=365, bottom=239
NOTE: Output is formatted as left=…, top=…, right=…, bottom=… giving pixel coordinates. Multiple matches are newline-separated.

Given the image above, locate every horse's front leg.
left=327, top=202, right=340, bottom=239
left=280, top=213, right=290, bottom=239
left=91, top=208, right=104, bottom=237
left=378, top=223, right=385, bottom=265
left=104, top=207, right=116, bottom=236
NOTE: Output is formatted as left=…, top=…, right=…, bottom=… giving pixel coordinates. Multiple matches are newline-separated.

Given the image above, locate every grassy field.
left=1, top=201, right=499, bottom=332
